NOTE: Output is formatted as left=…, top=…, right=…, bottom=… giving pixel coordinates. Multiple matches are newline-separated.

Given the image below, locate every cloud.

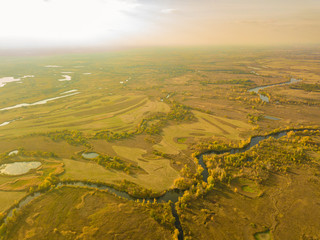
left=1, top=0, right=320, bottom=49
left=161, top=8, right=178, bottom=14
left=0, top=0, right=150, bottom=48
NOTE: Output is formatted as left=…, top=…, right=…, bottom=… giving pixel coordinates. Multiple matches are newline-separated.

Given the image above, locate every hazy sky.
left=0, top=0, right=319, bottom=49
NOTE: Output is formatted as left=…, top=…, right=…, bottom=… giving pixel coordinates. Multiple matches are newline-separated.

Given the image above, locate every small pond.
left=264, top=116, right=281, bottom=121
left=59, top=75, right=72, bottom=81
left=0, top=161, right=41, bottom=175
left=82, top=152, right=99, bottom=159
left=0, top=121, right=11, bottom=127
left=0, top=75, right=33, bottom=88
left=8, top=150, right=19, bottom=156
left=45, top=65, right=61, bottom=68
left=0, top=77, right=21, bottom=87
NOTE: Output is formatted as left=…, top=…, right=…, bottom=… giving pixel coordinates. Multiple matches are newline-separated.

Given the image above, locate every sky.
left=0, top=0, right=319, bottom=49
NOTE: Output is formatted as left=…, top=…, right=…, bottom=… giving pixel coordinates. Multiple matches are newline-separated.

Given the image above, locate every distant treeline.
left=290, top=83, right=320, bottom=92
left=201, top=79, right=254, bottom=86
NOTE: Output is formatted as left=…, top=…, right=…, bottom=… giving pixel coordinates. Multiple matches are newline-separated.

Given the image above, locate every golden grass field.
left=62, top=154, right=180, bottom=192
left=0, top=94, right=170, bottom=138
left=0, top=48, right=319, bottom=239
left=154, top=111, right=252, bottom=154
left=0, top=191, right=26, bottom=213
left=3, top=187, right=173, bottom=240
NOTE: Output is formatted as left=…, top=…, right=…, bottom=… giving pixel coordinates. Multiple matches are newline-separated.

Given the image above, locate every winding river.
left=2, top=128, right=315, bottom=240
left=248, top=78, right=301, bottom=103
left=198, top=129, right=292, bottom=182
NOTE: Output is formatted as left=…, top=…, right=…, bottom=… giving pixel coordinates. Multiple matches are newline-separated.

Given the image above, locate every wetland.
left=0, top=48, right=319, bottom=240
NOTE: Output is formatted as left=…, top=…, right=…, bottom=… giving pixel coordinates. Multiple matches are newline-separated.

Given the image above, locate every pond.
left=45, top=65, right=61, bottom=68
left=0, top=161, right=41, bottom=175
left=264, top=116, right=281, bottom=121
left=8, top=150, right=19, bottom=156
left=0, top=75, right=34, bottom=88
left=82, top=152, right=99, bottom=159
left=59, top=75, right=72, bottom=81
left=0, top=121, right=11, bottom=127
left=0, top=77, right=21, bottom=87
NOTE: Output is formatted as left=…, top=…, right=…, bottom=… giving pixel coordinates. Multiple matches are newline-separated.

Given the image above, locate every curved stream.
left=248, top=78, right=301, bottom=103
left=198, top=130, right=291, bottom=182
left=1, top=128, right=314, bottom=239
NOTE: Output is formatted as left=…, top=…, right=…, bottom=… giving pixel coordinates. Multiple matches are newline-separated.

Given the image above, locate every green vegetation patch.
left=290, top=83, right=320, bottom=92
left=254, top=230, right=272, bottom=240
left=201, top=79, right=254, bottom=86
left=242, top=185, right=255, bottom=193
left=177, top=137, right=187, bottom=143
left=239, top=179, right=259, bottom=194
left=45, top=130, right=90, bottom=147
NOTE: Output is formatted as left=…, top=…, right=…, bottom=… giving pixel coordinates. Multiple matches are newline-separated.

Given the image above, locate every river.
left=248, top=78, right=301, bottom=103
left=2, top=128, right=316, bottom=240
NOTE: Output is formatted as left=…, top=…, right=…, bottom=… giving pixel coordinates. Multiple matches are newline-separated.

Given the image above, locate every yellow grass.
left=0, top=176, right=42, bottom=191
left=0, top=93, right=170, bottom=138
left=154, top=110, right=251, bottom=154
left=0, top=191, right=26, bottom=213
left=119, top=100, right=170, bottom=124
left=113, top=146, right=180, bottom=190
left=153, top=139, right=180, bottom=155
left=112, top=146, right=147, bottom=161
left=4, top=187, right=173, bottom=240
left=62, top=145, right=180, bottom=192
left=0, top=136, right=84, bottom=158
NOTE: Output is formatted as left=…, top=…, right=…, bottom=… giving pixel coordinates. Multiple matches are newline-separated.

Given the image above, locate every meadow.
left=0, top=47, right=319, bottom=239
left=3, top=186, right=174, bottom=240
